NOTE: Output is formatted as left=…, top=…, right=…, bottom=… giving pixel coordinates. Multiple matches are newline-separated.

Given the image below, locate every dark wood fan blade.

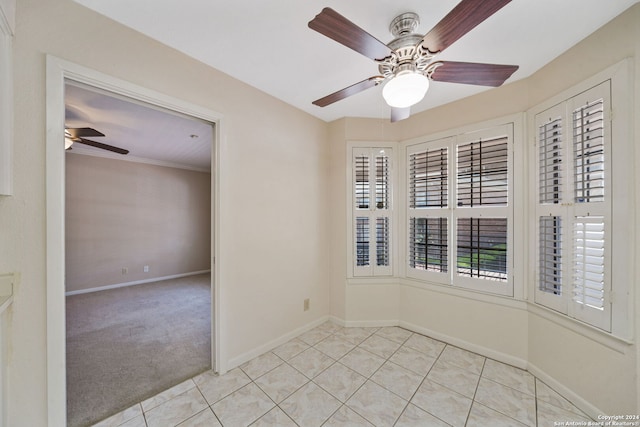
left=76, top=138, right=129, bottom=155
left=313, top=76, right=382, bottom=107
left=421, top=0, right=512, bottom=53
left=430, top=61, right=518, bottom=87
left=309, top=8, right=392, bottom=61
left=390, top=107, right=411, bottom=123
left=66, top=127, right=105, bottom=138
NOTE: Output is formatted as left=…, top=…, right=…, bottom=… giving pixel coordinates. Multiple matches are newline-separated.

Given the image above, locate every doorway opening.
left=46, top=56, right=222, bottom=427
left=64, top=81, right=214, bottom=426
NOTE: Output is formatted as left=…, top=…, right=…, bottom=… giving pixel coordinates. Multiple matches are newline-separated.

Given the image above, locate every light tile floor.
left=92, top=322, right=594, bottom=427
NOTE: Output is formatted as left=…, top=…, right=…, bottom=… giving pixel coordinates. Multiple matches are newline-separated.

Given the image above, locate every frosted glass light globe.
left=382, top=72, right=430, bottom=108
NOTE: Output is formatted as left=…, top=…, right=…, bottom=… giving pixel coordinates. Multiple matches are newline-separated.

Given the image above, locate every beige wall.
left=65, top=154, right=211, bottom=292
left=2, top=0, right=329, bottom=425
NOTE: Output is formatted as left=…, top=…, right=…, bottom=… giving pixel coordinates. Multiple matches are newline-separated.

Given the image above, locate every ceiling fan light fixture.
left=382, top=70, right=429, bottom=108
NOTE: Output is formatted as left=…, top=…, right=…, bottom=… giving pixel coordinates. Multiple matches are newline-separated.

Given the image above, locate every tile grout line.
left=105, top=323, right=591, bottom=427
left=463, top=355, right=487, bottom=427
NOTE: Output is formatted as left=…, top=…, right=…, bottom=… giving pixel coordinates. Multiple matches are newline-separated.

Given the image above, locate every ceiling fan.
left=64, top=127, right=129, bottom=155
left=308, top=0, right=519, bottom=122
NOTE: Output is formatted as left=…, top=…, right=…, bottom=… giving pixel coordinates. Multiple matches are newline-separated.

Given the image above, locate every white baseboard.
left=527, top=362, right=603, bottom=420
left=65, top=270, right=211, bottom=296
left=399, top=320, right=529, bottom=370
left=227, top=316, right=331, bottom=370
left=343, top=319, right=399, bottom=328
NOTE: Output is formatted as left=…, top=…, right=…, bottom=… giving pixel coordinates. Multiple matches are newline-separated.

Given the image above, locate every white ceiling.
left=74, top=0, right=639, bottom=123
left=66, top=0, right=638, bottom=169
left=65, top=82, right=213, bottom=171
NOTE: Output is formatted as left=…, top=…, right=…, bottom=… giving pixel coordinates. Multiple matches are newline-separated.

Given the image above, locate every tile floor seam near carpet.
left=92, top=322, right=595, bottom=427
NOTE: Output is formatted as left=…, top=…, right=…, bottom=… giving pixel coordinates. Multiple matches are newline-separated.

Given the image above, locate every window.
left=407, top=125, right=513, bottom=296
left=534, top=81, right=611, bottom=331
left=351, top=147, right=393, bottom=276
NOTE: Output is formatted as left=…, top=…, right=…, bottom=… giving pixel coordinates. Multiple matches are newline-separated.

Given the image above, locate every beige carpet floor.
left=66, top=273, right=211, bottom=427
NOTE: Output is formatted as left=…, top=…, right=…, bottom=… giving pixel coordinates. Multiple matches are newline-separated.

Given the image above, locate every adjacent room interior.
left=63, top=82, right=214, bottom=426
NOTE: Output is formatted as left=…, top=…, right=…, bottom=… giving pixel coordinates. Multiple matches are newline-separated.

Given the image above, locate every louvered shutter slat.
left=573, top=99, right=605, bottom=203
left=355, top=155, right=370, bottom=209
left=572, top=217, right=605, bottom=310
left=376, top=217, right=389, bottom=267
left=410, top=148, right=447, bottom=208
left=456, top=218, right=507, bottom=281
left=538, top=215, right=562, bottom=295
left=409, top=217, right=448, bottom=272
left=457, top=138, right=508, bottom=207
left=355, top=217, right=370, bottom=267
left=539, top=117, right=563, bottom=204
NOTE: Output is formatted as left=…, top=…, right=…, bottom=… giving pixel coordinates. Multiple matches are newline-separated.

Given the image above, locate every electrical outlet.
left=143, top=265, right=149, bottom=273
left=303, top=298, right=310, bottom=311
left=121, top=267, right=128, bottom=275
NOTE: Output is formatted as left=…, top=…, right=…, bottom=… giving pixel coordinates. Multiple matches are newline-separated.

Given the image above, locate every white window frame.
left=529, top=59, right=633, bottom=339
left=347, top=142, right=397, bottom=278
left=404, top=123, right=515, bottom=297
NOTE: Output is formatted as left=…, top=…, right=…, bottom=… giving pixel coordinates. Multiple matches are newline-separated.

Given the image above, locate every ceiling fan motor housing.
left=379, top=12, right=441, bottom=81
left=389, top=12, right=420, bottom=37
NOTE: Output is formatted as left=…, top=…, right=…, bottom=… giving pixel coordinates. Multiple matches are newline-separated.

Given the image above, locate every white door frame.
left=45, top=55, right=223, bottom=426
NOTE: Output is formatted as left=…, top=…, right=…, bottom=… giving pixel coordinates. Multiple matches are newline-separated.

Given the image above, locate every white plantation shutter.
left=572, top=218, right=605, bottom=309
left=409, top=217, right=448, bottom=273
left=376, top=217, right=390, bottom=267
left=352, top=147, right=393, bottom=276
left=409, top=147, right=448, bottom=208
left=571, top=217, right=609, bottom=330
left=539, top=117, right=563, bottom=204
left=454, top=126, right=512, bottom=296
left=376, top=155, right=390, bottom=209
left=534, top=81, right=611, bottom=331
left=354, top=154, right=370, bottom=209
left=407, top=140, right=450, bottom=281
left=538, top=216, right=562, bottom=296
left=355, top=217, right=370, bottom=267
left=456, top=137, right=508, bottom=207
left=573, top=99, right=605, bottom=203
left=535, top=104, right=568, bottom=312
left=456, top=217, right=508, bottom=281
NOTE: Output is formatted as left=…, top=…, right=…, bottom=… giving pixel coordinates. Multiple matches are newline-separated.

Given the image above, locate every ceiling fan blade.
left=313, top=76, right=382, bottom=107
left=76, top=138, right=129, bottom=155
left=66, top=127, right=105, bottom=139
left=430, top=61, right=518, bottom=87
left=390, top=107, right=411, bottom=123
left=420, top=0, right=512, bottom=53
left=309, top=8, right=392, bottom=61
